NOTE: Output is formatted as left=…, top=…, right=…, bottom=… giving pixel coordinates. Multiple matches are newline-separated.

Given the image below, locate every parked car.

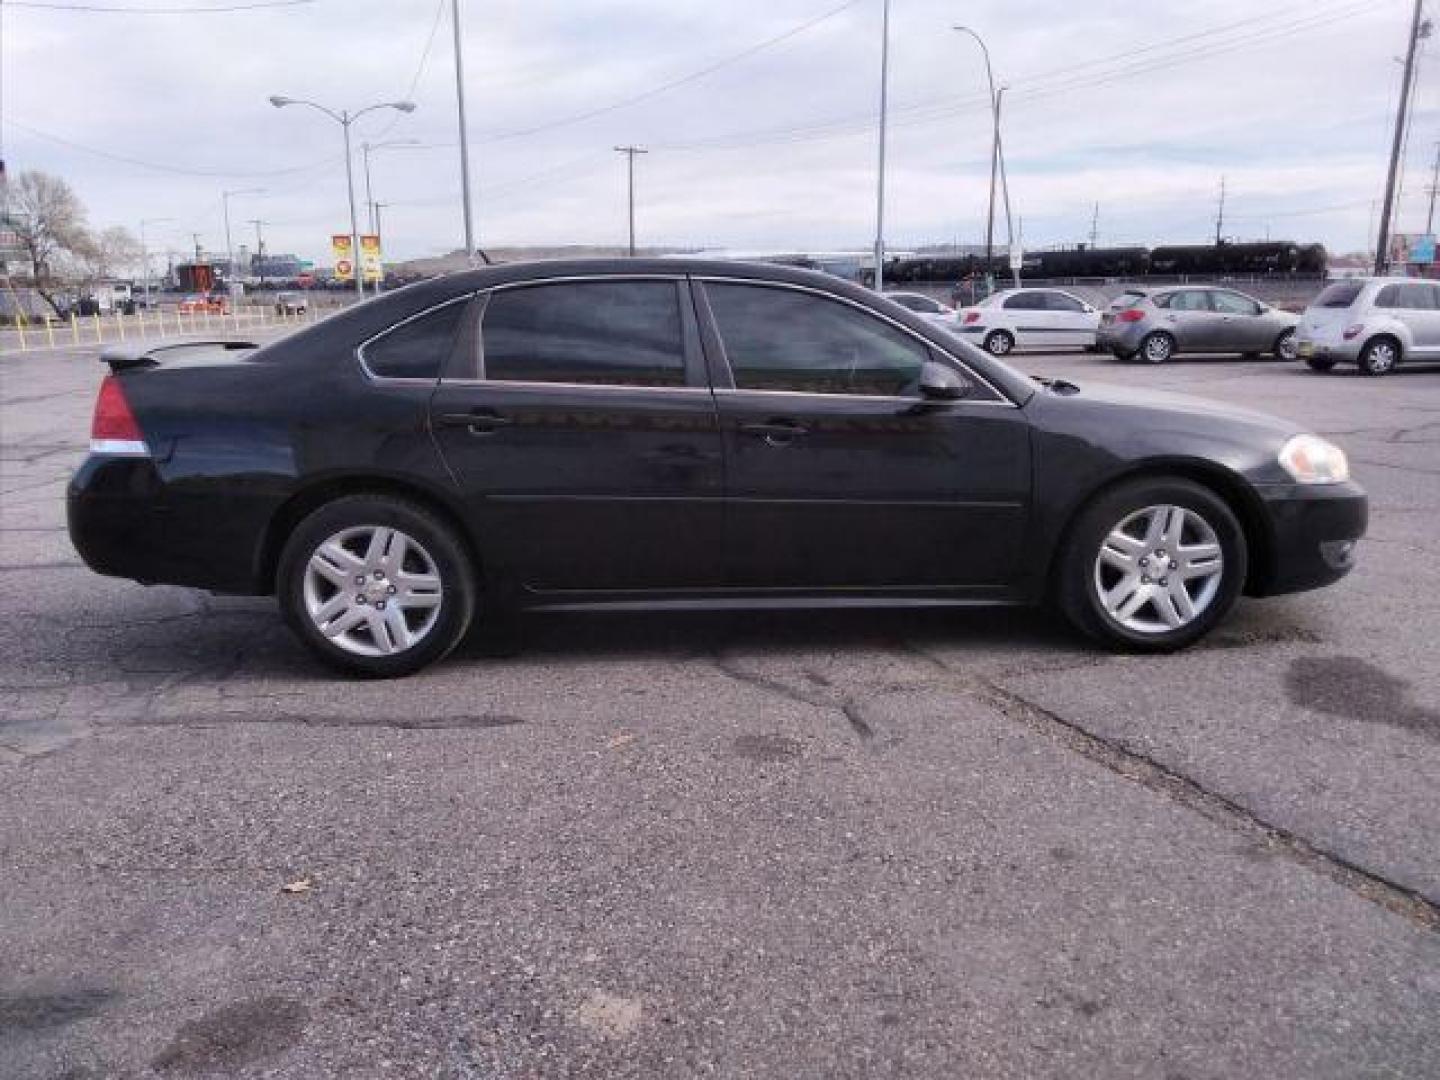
left=177, top=294, right=227, bottom=315
left=1295, top=277, right=1440, bottom=376
left=884, top=291, right=956, bottom=327
left=275, top=291, right=309, bottom=317
left=1098, top=286, right=1298, bottom=363
left=69, top=259, right=1365, bottom=677
left=955, top=288, right=1102, bottom=355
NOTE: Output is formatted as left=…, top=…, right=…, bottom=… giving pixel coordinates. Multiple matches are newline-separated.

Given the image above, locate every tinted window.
left=705, top=283, right=929, bottom=397
left=1314, top=282, right=1363, bottom=308
left=1210, top=291, right=1261, bottom=316
left=1375, top=283, right=1435, bottom=310
left=364, top=298, right=467, bottom=380
left=1164, top=290, right=1211, bottom=312
left=1003, top=291, right=1044, bottom=310
left=1045, top=292, right=1086, bottom=313
left=481, top=282, right=685, bottom=386
left=890, top=294, right=941, bottom=314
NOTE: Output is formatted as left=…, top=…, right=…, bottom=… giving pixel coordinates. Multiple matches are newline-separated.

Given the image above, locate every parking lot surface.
left=3, top=335, right=1439, bottom=1078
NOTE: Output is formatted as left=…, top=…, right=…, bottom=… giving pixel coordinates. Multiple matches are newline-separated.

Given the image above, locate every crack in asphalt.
left=979, top=680, right=1440, bottom=934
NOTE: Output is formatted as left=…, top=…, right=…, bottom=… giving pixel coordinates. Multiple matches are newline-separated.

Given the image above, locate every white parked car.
left=884, top=291, right=957, bottom=328
left=957, top=288, right=1102, bottom=355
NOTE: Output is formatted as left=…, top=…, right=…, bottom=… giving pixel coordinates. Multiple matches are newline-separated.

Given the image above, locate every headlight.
left=1279, top=434, right=1350, bottom=484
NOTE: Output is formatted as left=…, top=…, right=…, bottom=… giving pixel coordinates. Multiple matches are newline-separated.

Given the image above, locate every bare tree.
left=76, top=226, right=142, bottom=288
left=8, top=170, right=93, bottom=316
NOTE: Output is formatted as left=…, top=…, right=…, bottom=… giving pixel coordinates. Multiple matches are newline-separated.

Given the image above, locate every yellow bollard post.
left=93, top=312, right=103, bottom=343
left=71, top=312, right=80, bottom=345
left=137, top=307, right=146, bottom=336
left=116, top=310, right=126, bottom=342
left=16, top=320, right=26, bottom=351
left=46, top=318, right=56, bottom=348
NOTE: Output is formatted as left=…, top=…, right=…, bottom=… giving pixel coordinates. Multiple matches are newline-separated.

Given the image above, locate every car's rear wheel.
left=984, top=330, right=1015, bottom=356
left=1358, top=337, right=1399, bottom=376
left=1140, top=331, right=1174, bottom=364
left=1057, top=478, right=1246, bottom=652
left=278, top=494, right=476, bottom=677
left=1273, top=329, right=1298, bottom=361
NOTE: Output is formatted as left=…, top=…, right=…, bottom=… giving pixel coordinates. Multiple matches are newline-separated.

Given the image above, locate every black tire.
left=277, top=494, right=476, bottom=677
left=1305, top=356, right=1336, bottom=373
left=984, top=330, right=1015, bottom=357
left=1357, top=337, right=1400, bottom=376
left=1272, top=329, right=1298, bottom=361
left=1139, top=331, right=1174, bottom=364
left=1056, top=477, right=1247, bottom=653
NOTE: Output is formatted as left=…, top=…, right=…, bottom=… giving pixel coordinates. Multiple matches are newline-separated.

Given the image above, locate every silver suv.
left=1097, top=286, right=1299, bottom=363
left=1296, top=277, right=1439, bottom=376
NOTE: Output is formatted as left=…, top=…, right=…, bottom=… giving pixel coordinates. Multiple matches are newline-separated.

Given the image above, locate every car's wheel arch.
left=1360, top=332, right=1404, bottom=365
left=1042, top=459, right=1275, bottom=600
left=256, top=473, right=481, bottom=595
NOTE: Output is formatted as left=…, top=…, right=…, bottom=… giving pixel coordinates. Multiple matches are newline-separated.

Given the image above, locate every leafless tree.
left=76, top=226, right=143, bottom=288
left=8, top=170, right=93, bottom=316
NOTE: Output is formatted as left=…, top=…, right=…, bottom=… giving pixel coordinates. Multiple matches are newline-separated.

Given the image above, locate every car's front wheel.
left=1057, top=478, right=1246, bottom=652
left=277, top=494, right=476, bottom=677
left=984, top=330, right=1015, bottom=356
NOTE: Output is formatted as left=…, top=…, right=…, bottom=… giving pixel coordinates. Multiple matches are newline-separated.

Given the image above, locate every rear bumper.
left=1249, top=480, right=1367, bottom=596
left=1295, top=337, right=1362, bottom=363
left=1096, top=324, right=1145, bottom=353
left=67, top=454, right=273, bottom=594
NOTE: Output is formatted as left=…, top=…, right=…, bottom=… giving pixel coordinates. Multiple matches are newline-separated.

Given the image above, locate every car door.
left=696, top=279, right=1032, bottom=593
left=1157, top=289, right=1222, bottom=351
left=1042, top=291, right=1096, bottom=348
left=1001, top=290, right=1052, bottom=348
left=1208, top=289, right=1270, bottom=353
left=427, top=277, right=725, bottom=592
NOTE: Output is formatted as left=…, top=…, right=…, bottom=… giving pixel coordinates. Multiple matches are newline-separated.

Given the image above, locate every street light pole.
left=873, top=0, right=891, bottom=293
left=269, top=95, right=416, bottom=299
left=452, top=0, right=478, bottom=264
left=613, top=146, right=648, bottom=256
left=954, top=26, right=1005, bottom=294
left=248, top=218, right=267, bottom=288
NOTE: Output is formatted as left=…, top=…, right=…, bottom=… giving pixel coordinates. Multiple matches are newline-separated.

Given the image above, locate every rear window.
left=362, top=297, right=468, bottom=380
left=1313, top=282, right=1363, bottom=309
left=1110, top=290, right=1146, bottom=310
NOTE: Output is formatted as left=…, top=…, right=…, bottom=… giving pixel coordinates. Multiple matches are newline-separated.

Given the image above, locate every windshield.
left=1313, top=282, right=1363, bottom=309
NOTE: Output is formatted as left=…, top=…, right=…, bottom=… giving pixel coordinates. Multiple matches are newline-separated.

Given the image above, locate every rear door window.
left=362, top=297, right=469, bottom=380
left=1210, top=291, right=1261, bottom=316
left=1044, top=292, right=1086, bottom=313
left=1164, top=290, right=1212, bottom=312
left=1003, top=291, right=1044, bottom=310
left=480, top=281, right=686, bottom=387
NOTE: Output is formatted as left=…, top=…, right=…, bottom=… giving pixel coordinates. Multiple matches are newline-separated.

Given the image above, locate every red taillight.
left=1342, top=323, right=1364, bottom=340
left=963, top=311, right=981, bottom=324
left=1117, top=308, right=1146, bottom=323
left=91, top=375, right=149, bottom=455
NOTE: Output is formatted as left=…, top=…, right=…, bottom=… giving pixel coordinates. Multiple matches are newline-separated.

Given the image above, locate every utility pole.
left=192, top=233, right=203, bottom=264
left=1376, top=0, right=1429, bottom=274
left=222, top=188, right=262, bottom=288
left=995, top=87, right=1017, bottom=287
left=1089, top=202, right=1100, bottom=248
left=873, top=0, right=891, bottom=292
left=955, top=27, right=1003, bottom=295
left=1215, top=176, right=1227, bottom=246
left=249, top=219, right=267, bottom=288
left=452, top=0, right=478, bottom=264
left=1426, top=142, right=1440, bottom=235
left=613, top=145, right=648, bottom=257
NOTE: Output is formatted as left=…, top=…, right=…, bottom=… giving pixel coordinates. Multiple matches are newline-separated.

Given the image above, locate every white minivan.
left=956, top=288, right=1101, bottom=355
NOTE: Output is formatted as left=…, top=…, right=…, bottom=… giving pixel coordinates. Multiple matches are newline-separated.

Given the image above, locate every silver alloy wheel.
left=1364, top=340, right=1397, bottom=373
left=986, top=331, right=1013, bottom=356
left=1092, top=504, right=1224, bottom=635
left=1143, top=334, right=1173, bottom=362
left=1276, top=330, right=1298, bottom=360
left=302, top=525, right=443, bottom=657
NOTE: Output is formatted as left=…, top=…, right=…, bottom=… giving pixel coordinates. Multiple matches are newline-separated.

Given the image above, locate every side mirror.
left=918, top=360, right=970, bottom=400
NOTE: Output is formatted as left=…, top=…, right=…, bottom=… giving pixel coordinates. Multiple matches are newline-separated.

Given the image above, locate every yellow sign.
left=331, top=234, right=354, bottom=283
left=360, top=234, right=383, bottom=283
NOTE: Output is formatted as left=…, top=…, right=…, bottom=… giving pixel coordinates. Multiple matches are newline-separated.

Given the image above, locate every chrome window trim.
left=695, top=275, right=1017, bottom=407
left=356, top=293, right=476, bottom=384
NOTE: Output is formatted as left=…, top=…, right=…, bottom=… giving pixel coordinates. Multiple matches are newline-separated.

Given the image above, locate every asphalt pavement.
left=2, top=333, right=1438, bottom=1079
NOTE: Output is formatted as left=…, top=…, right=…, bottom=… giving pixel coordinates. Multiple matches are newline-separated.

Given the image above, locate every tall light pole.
left=613, top=145, right=648, bottom=256
left=222, top=187, right=263, bottom=288
left=873, top=0, right=891, bottom=292
left=249, top=219, right=268, bottom=288
left=954, top=25, right=1013, bottom=294
left=269, top=95, right=416, bottom=298
left=361, top=140, right=420, bottom=234
left=452, top=0, right=478, bottom=264
left=993, top=86, right=1019, bottom=287
left=139, top=217, right=172, bottom=307
left=1375, top=0, right=1429, bottom=274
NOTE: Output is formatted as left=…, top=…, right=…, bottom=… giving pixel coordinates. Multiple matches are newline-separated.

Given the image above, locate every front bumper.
left=1249, top=480, right=1367, bottom=596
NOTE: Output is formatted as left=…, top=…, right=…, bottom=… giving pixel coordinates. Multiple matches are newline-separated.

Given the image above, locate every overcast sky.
left=1, top=0, right=1432, bottom=265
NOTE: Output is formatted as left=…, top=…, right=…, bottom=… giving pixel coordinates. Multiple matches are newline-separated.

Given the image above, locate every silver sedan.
left=1098, top=286, right=1299, bottom=363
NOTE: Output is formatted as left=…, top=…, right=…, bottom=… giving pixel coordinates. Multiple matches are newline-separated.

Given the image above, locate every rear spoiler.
left=100, top=339, right=259, bottom=372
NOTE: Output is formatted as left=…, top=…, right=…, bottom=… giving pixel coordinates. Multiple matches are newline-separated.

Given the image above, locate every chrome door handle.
left=437, top=411, right=513, bottom=434
left=739, top=420, right=809, bottom=446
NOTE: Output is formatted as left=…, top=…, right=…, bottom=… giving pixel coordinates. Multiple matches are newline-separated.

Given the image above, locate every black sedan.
left=69, top=259, right=1366, bottom=677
